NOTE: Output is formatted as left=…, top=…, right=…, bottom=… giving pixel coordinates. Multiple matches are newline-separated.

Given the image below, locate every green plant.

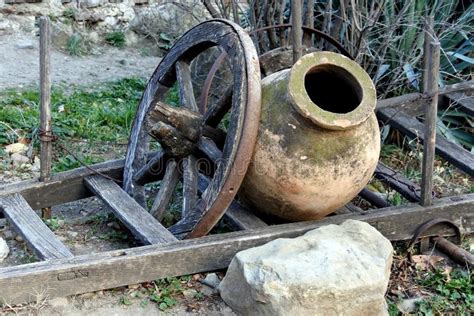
left=44, top=216, right=63, bottom=231
left=0, top=77, right=146, bottom=171
left=416, top=268, right=473, bottom=314
left=437, top=108, right=474, bottom=152
left=66, top=33, right=89, bottom=56
left=63, top=8, right=76, bottom=20
left=157, top=32, right=175, bottom=51
left=119, top=296, right=133, bottom=306
left=144, top=276, right=192, bottom=310
left=99, top=231, right=129, bottom=242
left=105, top=31, right=126, bottom=48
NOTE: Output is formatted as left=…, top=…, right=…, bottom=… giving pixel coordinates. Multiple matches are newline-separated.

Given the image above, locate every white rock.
left=79, top=0, right=104, bottom=8
left=182, top=289, right=197, bottom=300
left=0, top=238, right=9, bottom=262
left=11, top=153, right=30, bottom=166
left=49, top=297, right=69, bottom=308
left=219, top=220, right=393, bottom=316
left=15, top=41, right=35, bottom=49
left=5, top=143, right=28, bottom=155
left=397, top=297, right=423, bottom=314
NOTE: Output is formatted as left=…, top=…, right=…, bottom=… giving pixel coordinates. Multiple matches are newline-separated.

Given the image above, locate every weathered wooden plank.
left=84, top=175, right=177, bottom=245
left=375, top=80, right=474, bottom=111
left=443, top=92, right=474, bottom=117
left=225, top=201, right=268, bottom=230
left=378, top=107, right=474, bottom=176
left=0, top=194, right=73, bottom=260
left=0, top=157, right=127, bottom=210
left=0, top=193, right=472, bottom=304
left=197, top=174, right=267, bottom=230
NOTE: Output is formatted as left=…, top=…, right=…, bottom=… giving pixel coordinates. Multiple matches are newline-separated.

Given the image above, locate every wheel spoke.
left=182, top=155, right=198, bottom=217
left=133, top=151, right=168, bottom=186
left=176, top=61, right=198, bottom=112
left=197, top=137, right=223, bottom=163
left=150, top=160, right=180, bottom=221
left=203, top=86, right=233, bottom=127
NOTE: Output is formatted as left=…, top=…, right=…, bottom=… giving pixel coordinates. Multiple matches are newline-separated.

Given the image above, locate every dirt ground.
left=0, top=33, right=160, bottom=90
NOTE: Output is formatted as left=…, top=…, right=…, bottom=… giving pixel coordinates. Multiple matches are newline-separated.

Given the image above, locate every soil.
left=0, top=33, right=160, bottom=90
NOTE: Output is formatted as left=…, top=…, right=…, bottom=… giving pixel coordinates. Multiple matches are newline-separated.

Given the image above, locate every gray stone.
left=201, top=273, right=220, bottom=289
left=130, top=1, right=210, bottom=39
left=15, top=41, right=35, bottom=49
left=0, top=237, right=9, bottom=262
left=10, top=153, right=30, bottom=166
left=397, top=297, right=423, bottom=314
left=219, top=220, right=393, bottom=316
left=66, top=231, right=78, bottom=239
left=182, top=289, right=198, bottom=300
left=79, top=0, right=104, bottom=9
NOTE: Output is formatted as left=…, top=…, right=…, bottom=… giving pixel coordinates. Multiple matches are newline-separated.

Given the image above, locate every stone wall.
left=0, top=0, right=211, bottom=47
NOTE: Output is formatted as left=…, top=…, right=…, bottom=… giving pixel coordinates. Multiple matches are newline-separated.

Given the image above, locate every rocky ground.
left=0, top=32, right=160, bottom=90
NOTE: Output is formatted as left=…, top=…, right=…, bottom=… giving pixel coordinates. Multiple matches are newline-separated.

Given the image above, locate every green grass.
left=105, top=31, right=126, bottom=48
left=0, top=78, right=146, bottom=171
left=416, top=268, right=473, bottom=315
left=66, top=33, right=89, bottom=56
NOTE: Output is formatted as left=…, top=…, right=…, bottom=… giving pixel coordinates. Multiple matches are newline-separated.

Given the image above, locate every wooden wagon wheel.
left=123, top=19, right=261, bottom=239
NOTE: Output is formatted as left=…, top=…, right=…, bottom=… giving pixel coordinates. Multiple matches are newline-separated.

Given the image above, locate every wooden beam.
left=84, top=175, right=177, bottom=245
left=443, top=92, right=474, bottom=117
left=0, top=193, right=472, bottom=304
left=375, top=80, right=474, bottom=111
left=378, top=107, right=474, bottom=176
left=39, top=16, right=52, bottom=183
left=421, top=40, right=440, bottom=206
left=0, top=158, right=126, bottom=210
left=0, top=194, right=73, bottom=260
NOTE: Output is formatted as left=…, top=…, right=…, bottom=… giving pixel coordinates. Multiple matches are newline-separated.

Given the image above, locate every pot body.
left=239, top=52, right=380, bottom=221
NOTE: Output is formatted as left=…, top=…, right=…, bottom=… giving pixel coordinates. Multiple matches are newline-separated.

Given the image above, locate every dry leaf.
left=411, top=255, right=445, bottom=270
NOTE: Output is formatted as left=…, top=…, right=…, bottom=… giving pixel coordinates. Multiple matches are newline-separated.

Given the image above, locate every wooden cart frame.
left=0, top=12, right=473, bottom=305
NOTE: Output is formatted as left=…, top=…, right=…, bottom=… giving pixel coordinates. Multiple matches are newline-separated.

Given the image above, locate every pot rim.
left=288, top=51, right=376, bottom=130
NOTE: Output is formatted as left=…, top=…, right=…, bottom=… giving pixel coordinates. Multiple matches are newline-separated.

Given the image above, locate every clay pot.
left=239, top=52, right=380, bottom=221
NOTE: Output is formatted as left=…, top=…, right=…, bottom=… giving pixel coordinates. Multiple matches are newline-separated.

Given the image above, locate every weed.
left=66, top=33, right=89, bottom=56
left=143, top=276, right=191, bottom=310
left=105, top=31, right=126, bottom=48
left=63, top=8, right=76, bottom=20
left=44, top=217, right=63, bottom=231
left=416, top=268, right=473, bottom=314
left=119, top=296, right=133, bottom=306
left=99, top=231, right=129, bottom=242
left=0, top=78, right=146, bottom=171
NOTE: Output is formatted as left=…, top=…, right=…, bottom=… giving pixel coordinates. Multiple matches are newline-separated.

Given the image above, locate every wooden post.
left=39, top=16, right=53, bottom=219
left=422, top=16, right=434, bottom=92
left=420, top=40, right=440, bottom=206
left=303, top=0, right=314, bottom=46
left=291, top=0, right=303, bottom=63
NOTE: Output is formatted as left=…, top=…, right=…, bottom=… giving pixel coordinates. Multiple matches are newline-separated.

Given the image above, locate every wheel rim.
left=124, top=19, right=261, bottom=239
